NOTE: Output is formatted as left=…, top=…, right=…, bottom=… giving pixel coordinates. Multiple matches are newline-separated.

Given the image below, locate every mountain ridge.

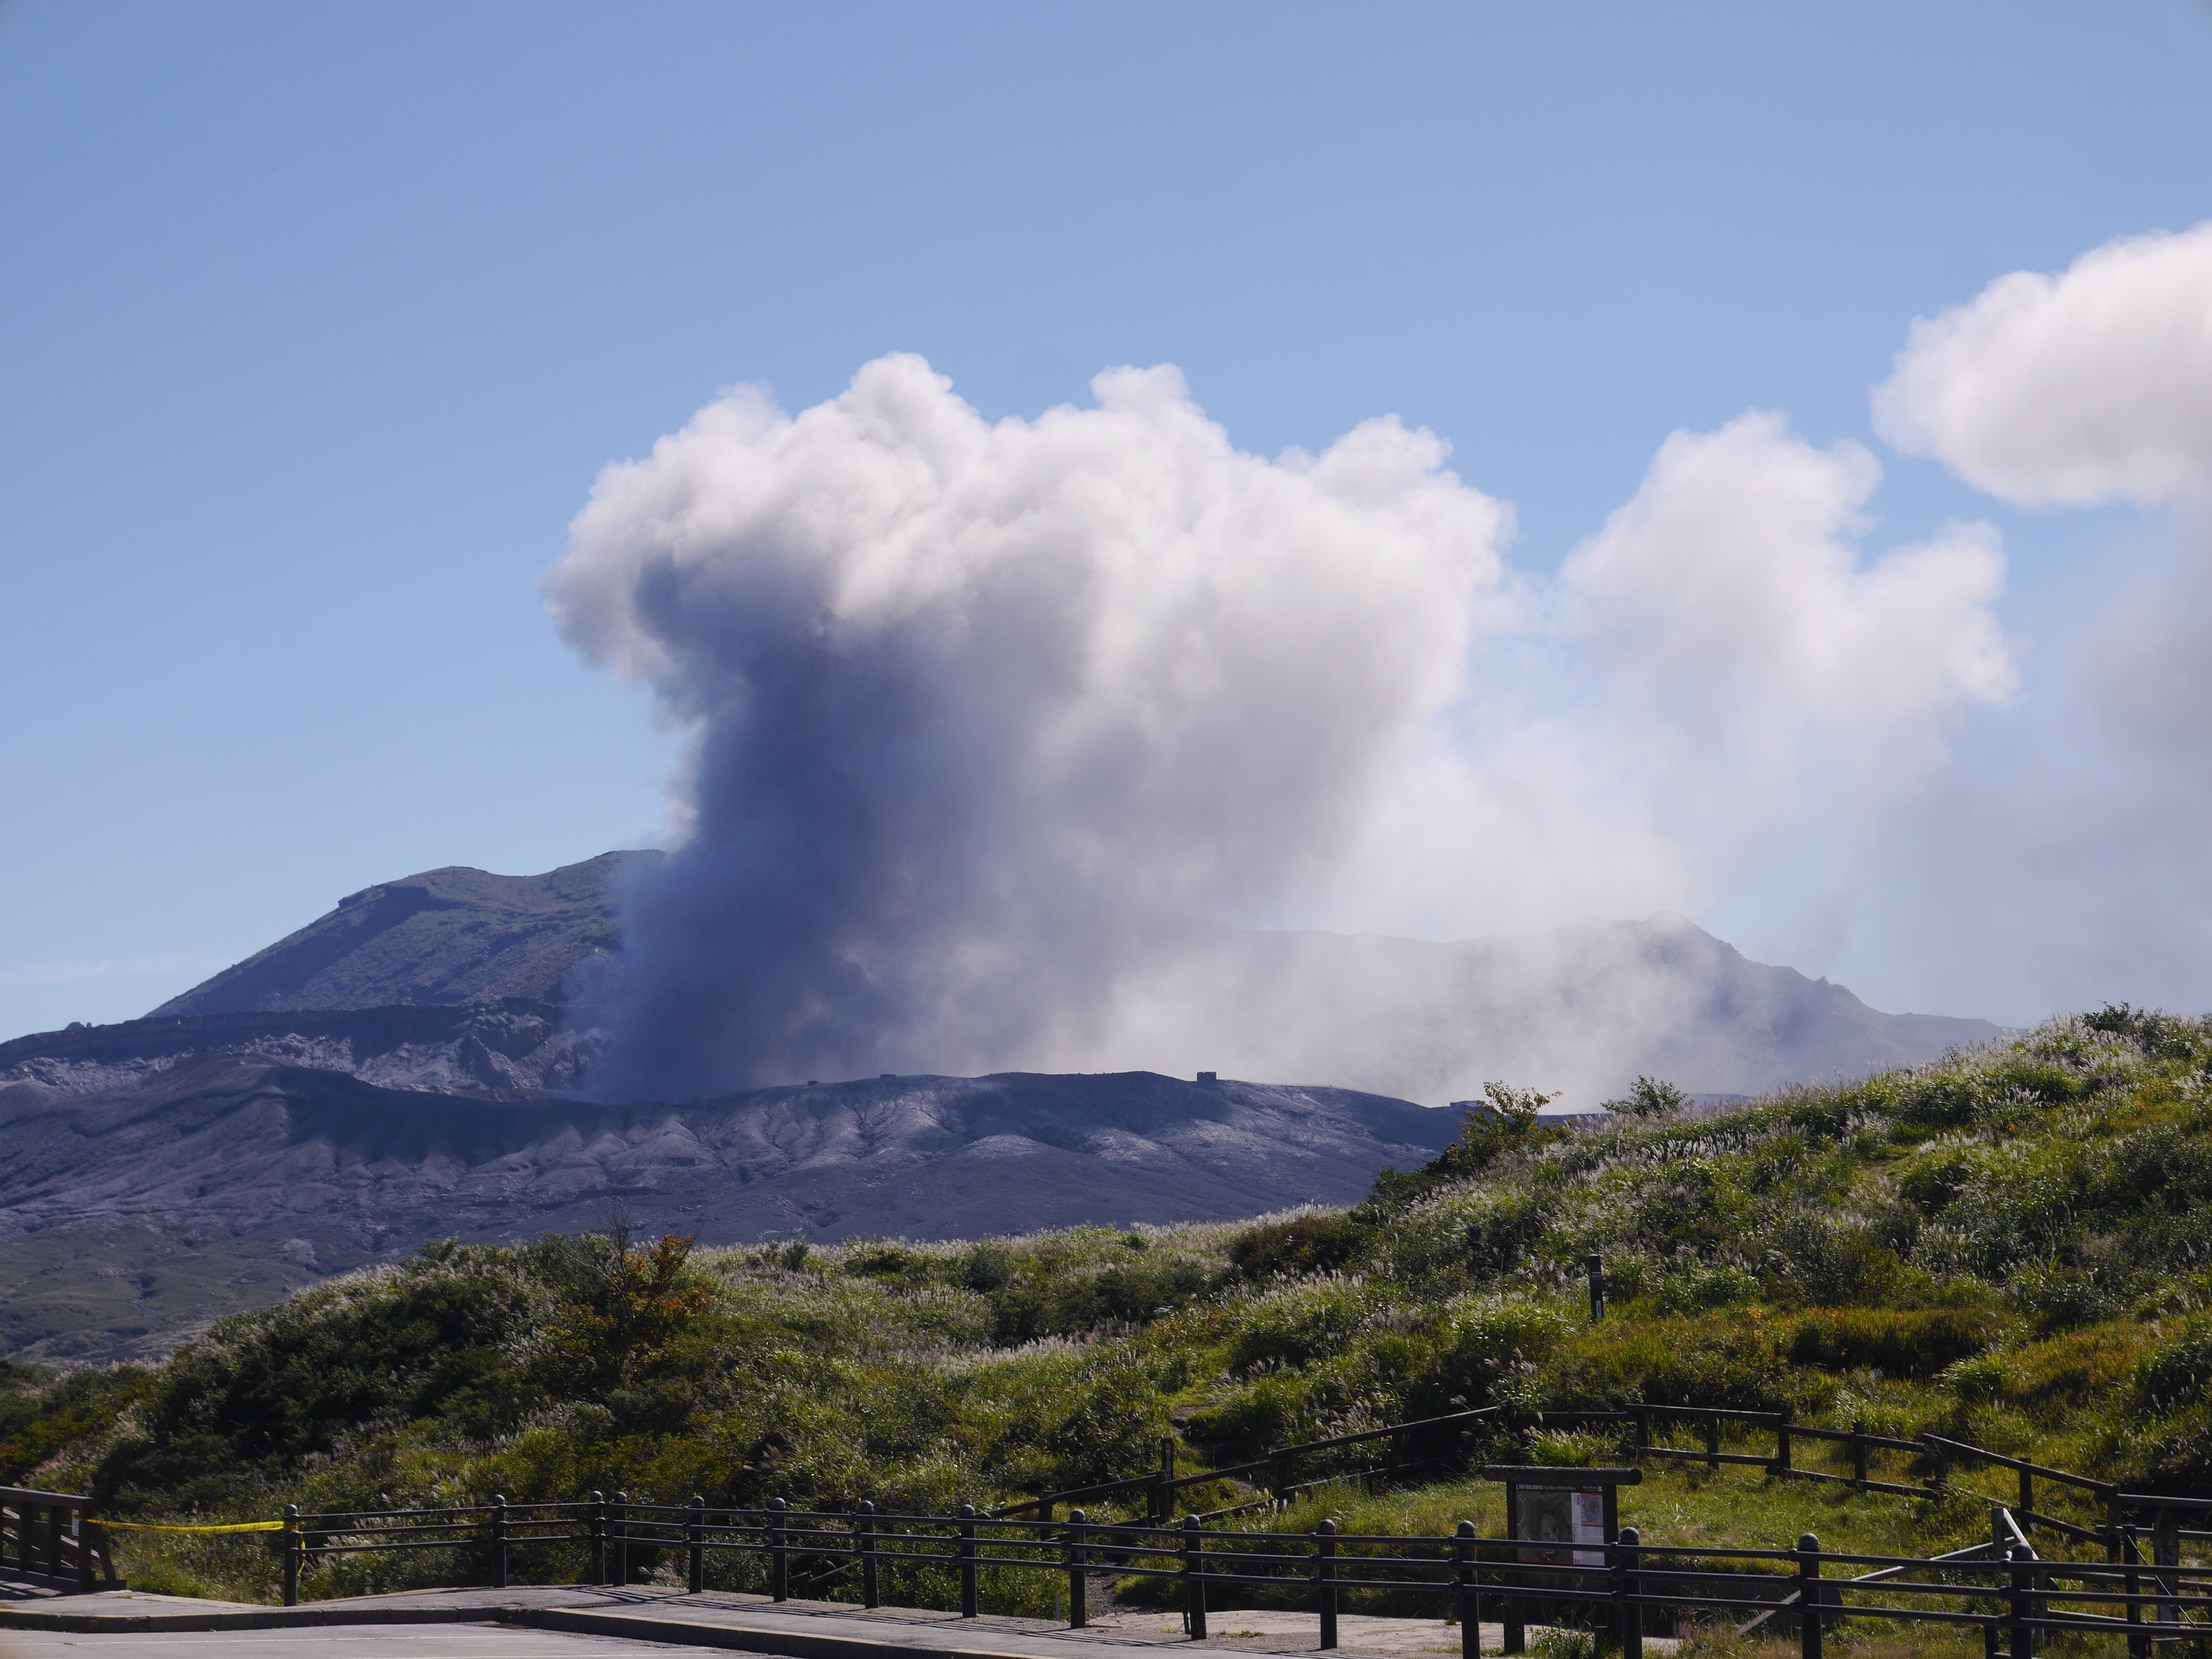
left=90, top=851, right=2003, bottom=1106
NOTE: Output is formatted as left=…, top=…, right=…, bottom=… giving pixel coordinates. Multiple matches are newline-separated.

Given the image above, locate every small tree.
left=538, top=1210, right=715, bottom=1399
left=1603, top=1075, right=1689, bottom=1121
left=1366, top=1080, right=1561, bottom=1204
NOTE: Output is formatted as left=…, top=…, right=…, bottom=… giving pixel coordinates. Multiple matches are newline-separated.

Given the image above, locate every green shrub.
left=1227, top=1214, right=1369, bottom=1281
left=1785, top=1308, right=2006, bottom=1378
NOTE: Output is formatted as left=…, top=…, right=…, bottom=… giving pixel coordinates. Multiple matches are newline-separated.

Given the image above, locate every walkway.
left=0, top=1582, right=1677, bottom=1658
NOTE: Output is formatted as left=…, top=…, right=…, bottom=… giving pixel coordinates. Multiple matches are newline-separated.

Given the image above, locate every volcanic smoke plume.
left=544, top=356, right=1509, bottom=1098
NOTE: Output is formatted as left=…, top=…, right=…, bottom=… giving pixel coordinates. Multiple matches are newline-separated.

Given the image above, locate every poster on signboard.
left=1515, top=1486, right=1573, bottom=1562
left=1515, top=1486, right=1609, bottom=1566
left=1572, top=1489, right=1607, bottom=1565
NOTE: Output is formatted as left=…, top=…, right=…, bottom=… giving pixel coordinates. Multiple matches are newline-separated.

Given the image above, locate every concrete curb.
left=0, top=1598, right=1200, bottom=1657
left=0, top=1603, right=482, bottom=1635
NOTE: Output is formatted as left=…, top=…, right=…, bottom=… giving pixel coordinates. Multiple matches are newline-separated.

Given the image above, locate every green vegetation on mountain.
left=6, top=1007, right=2212, bottom=1606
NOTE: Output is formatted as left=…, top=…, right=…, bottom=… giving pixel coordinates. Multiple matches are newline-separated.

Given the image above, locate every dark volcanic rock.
left=148, top=851, right=655, bottom=1016
left=0, top=1057, right=1455, bottom=1361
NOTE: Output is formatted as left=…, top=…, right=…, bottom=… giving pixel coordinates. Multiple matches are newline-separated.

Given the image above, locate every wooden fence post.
left=859, top=1500, right=879, bottom=1610
left=1797, top=1535, right=1822, bottom=1659
left=2008, top=1542, right=2032, bottom=1659
left=282, top=1504, right=301, bottom=1606
left=1184, top=1514, right=1208, bottom=1640
left=589, top=1491, right=606, bottom=1586
left=491, top=1494, right=508, bottom=1591
left=1316, top=1518, right=1338, bottom=1651
left=1586, top=1254, right=1605, bottom=1322
left=2122, top=1527, right=2146, bottom=1659
left=2153, top=1508, right=2180, bottom=1632
left=1456, top=1520, right=1481, bottom=1659
left=686, top=1496, right=704, bottom=1595
left=1065, top=1507, right=1087, bottom=1628
left=1616, top=1526, right=1641, bottom=1659
left=73, top=1503, right=92, bottom=1592
left=1503, top=1477, right=1524, bottom=1656
left=959, top=1503, right=979, bottom=1618
left=1775, top=1409, right=1792, bottom=1475
left=612, top=1491, right=629, bottom=1588
left=1850, top=1421, right=1867, bottom=1486
left=769, top=1498, right=789, bottom=1602
left=1705, top=1417, right=1720, bottom=1470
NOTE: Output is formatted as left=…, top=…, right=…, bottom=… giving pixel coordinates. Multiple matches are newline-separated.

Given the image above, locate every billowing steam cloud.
left=549, top=346, right=2029, bottom=1100
left=546, top=358, right=1510, bottom=1097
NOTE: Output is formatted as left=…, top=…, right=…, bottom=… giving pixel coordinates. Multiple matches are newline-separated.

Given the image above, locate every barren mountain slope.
left=149, top=851, right=656, bottom=1016
left=0, top=1056, right=1455, bottom=1363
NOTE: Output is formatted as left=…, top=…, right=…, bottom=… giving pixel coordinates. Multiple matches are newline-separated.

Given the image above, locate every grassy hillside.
left=7, top=1005, right=2212, bottom=1606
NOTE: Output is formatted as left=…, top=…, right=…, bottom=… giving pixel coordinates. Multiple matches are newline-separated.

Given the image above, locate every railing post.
left=860, top=1500, right=880, bottom=1610
left=1633, top=1408, right=1649, bottom=1455
left=687, top=1495, right=704, bottom=1595
left=74, top=1503, right=94, bottom=1591
left=2153, top=1507, right=2180, bottom=1633
left=2008, top=1541, right=2032, bottom=1659
left=959, top=1503, right=979, bottom=1618
left=770, top=1498, right=789, bottom=1601
left=589, top=1491, right=606, bottom=1587
left=1616, top=1525, right=1641, bottom=1659
left=83, top=1512, right=109, bottom=1591
left=2018, top=1467, right=2033, bottom=1529
left=1705, top=1416, right=1720, bottom=1470
left=1503, top=1477, right=1524, bottom=1657
left=491, top=1495, right=508, bottom=1591
left=1183, top=1514, right=1208, bottom=1640
left=1066, top=1507, right=1087, bottom=1628
left=1797, top=1534, right=1822, bottom=1659
left=613, top=1490, right=629, bottom=1588
left=1850, top=1420, right=1867, bottom=1486
left=1456, top=1519, right=1481, bottom=1659
left=1586, top=1252, right=1604, bottom=1321
left=282, top=1504, right=301, bottom=1606
left=1775, top=1408, right=1792, bottom=1474
left=1316, top=1517, right=1338, bottom=1651
left=2122, top=1527, right=2146, bottom=1659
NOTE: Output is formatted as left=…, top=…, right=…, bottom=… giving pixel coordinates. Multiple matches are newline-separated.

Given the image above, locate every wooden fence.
left=239, top=1491, right=2211, bottom=1658
left=29, top=1396, right=2212, bottom=1659
left=1, top=1484, right=121, bottom=1592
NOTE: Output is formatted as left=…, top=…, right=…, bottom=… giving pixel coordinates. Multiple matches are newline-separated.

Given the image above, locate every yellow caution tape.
left=89, top=1519, right=288, bottom=1534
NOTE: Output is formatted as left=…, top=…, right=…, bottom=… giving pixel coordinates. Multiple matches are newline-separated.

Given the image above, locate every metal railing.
left=249, top=1491, right=2212, bottom=1657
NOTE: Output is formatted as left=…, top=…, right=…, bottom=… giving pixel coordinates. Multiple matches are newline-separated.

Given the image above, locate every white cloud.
left=1322, top=413, right=2015, bottom=942
left=1873, top=223, right=2212, bottom=506
left=548, top=358, right=2020, bottom=1094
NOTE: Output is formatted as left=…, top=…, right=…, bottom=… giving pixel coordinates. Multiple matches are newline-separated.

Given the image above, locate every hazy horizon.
left=5, top=4, right=2210, bottom=1047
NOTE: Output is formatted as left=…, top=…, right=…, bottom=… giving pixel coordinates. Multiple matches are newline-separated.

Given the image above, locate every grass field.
left=6, top=1005, right=2211, bottom=1622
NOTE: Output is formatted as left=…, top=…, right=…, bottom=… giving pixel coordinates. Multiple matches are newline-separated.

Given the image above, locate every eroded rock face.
left=0, top=1057, right=1457, bottom=1362
left=0, top=1001, right=606, bottom=1102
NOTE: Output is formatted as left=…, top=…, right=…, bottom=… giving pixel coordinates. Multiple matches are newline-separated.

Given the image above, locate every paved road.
left=0, top=1625, right=751, bottom=1657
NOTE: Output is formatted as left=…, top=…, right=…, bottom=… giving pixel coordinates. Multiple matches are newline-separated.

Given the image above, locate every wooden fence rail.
left=0, top=1484, right=121, bottom=1592
left=151, top=1491, right=2211, bottom=1659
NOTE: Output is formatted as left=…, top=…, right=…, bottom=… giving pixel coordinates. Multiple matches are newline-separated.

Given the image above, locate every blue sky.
left=4, top=0, right=2211, bottom=1042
